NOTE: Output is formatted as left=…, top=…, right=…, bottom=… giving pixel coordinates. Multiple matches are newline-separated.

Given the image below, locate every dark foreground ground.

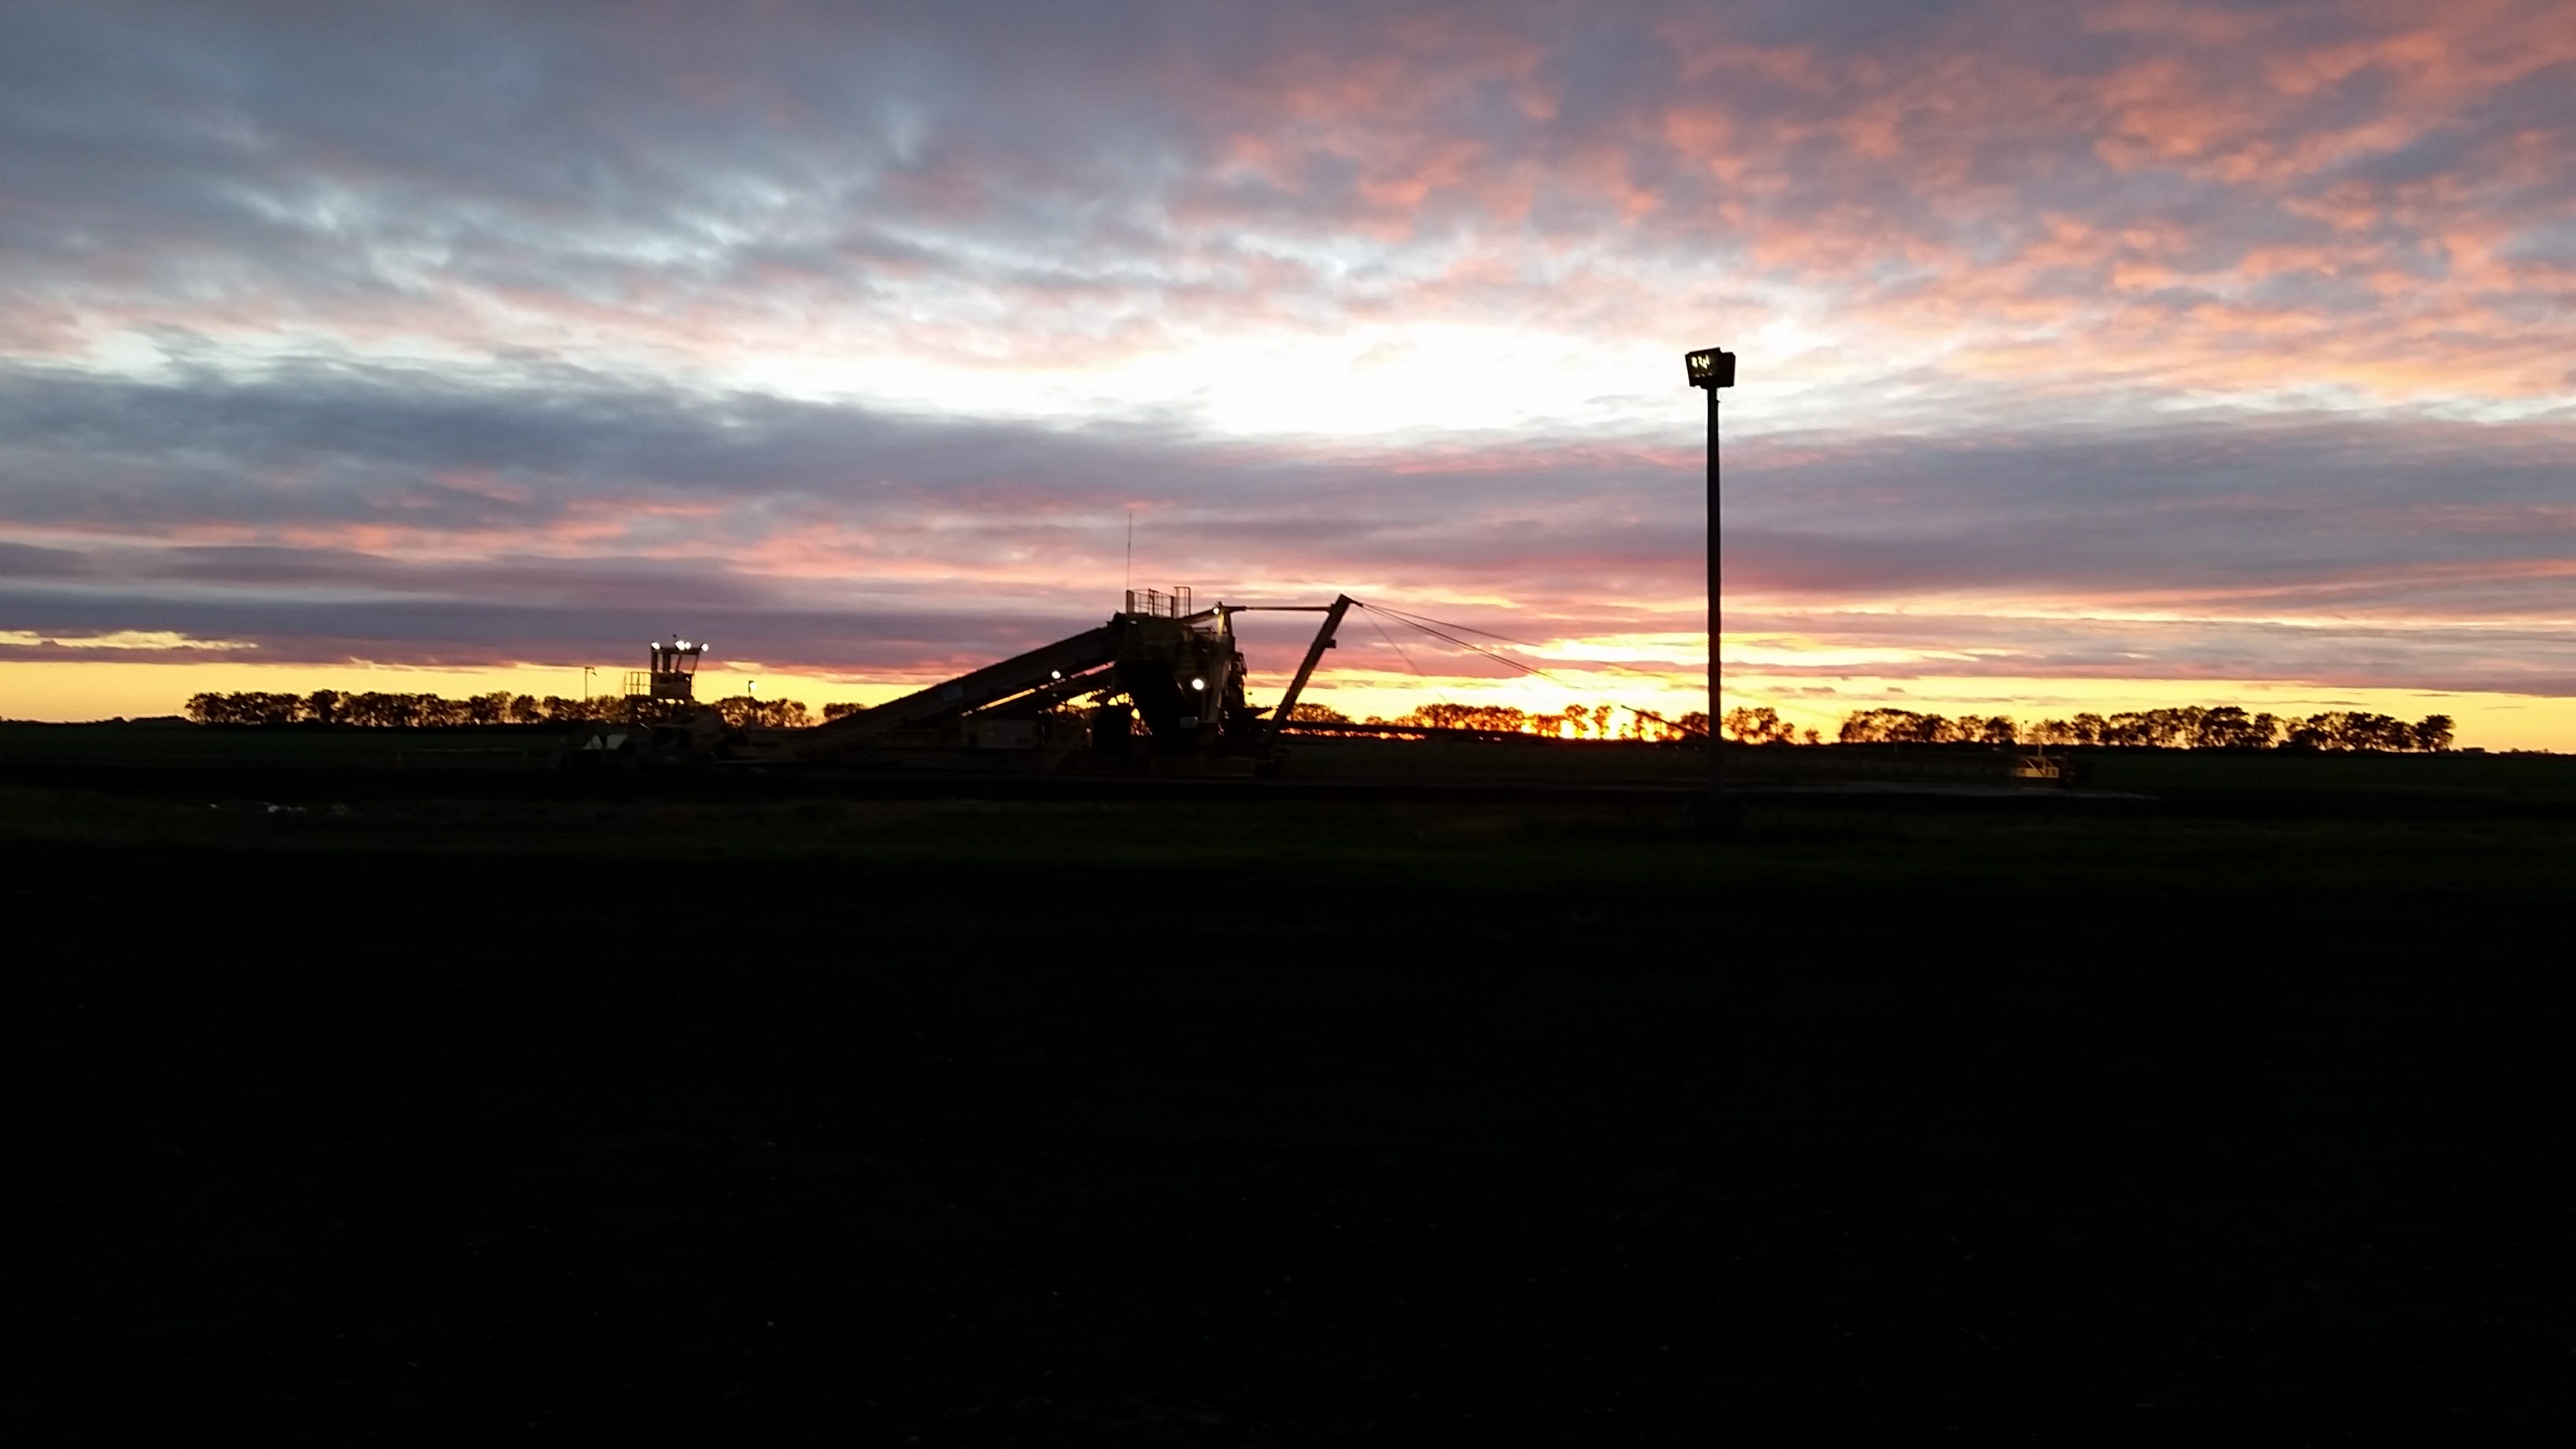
left=6, top=747, right=2576, bottom=1442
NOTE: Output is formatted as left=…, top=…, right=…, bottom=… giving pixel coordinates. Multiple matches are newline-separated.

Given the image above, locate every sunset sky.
left=4, top=2, right=2574, bottom=742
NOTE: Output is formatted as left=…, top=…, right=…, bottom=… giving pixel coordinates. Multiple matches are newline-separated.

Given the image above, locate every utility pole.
left=1685, top=346, right=1737, bottom=799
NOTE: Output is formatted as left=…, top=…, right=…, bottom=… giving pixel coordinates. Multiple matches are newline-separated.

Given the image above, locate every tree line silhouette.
left=1795, top=704, right=2456, bottom=751
left=1333, top=702, right=1709, bottom=740
left=184, top=690, right=817, bottom=729
left=182, top=691, right=1710, bottom=740
left=190, top=690, right=2447, bottom=751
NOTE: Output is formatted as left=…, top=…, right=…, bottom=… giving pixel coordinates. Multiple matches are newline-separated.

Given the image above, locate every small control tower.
left=626, top=636, right=705, bottom=704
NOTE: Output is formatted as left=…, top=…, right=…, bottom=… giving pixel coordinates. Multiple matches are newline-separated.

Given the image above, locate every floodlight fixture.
left=1685, top=346, right=1736, bottom=390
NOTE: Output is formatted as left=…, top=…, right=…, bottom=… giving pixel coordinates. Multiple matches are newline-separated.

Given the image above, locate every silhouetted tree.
left=1839, top=708, right=1951, bottom=744
left=1399, top=702, right=1531, bottom=732
left=1846, top=702, right=2446, bottom=752
left=711, top=695, right=812, bottom=728
left=2186, top=706, right=2278, bottom=750
left=1721, top=706, right=1796, bottom=744
left=2097, top=713, right=2152, bottom=747
left=1361, top=700, right=1696, bottom=739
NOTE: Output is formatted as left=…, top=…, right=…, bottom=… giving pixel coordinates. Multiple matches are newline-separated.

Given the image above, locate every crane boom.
left=1264, top=594, right=1353, bottom=753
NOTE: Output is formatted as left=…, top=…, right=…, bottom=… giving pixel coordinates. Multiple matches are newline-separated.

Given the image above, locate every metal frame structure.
left=788, top=587, right=1343, bottom=765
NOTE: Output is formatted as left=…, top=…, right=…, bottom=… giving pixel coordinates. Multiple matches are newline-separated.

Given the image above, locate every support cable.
left=1363, top=603, right=1549, bottom=652
left=1361, top=605, right=1427, bottom=679
left=1350, top=600, right=1707, bottom=738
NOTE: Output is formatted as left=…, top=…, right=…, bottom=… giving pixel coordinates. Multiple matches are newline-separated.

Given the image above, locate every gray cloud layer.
left=2, top=1, right=2573, bottom=710
left=7, top=358, right=2574, bottom=693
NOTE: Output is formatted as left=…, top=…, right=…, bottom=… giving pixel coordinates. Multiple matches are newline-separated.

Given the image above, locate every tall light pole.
left=1686, top=346, right=1737, bottom=798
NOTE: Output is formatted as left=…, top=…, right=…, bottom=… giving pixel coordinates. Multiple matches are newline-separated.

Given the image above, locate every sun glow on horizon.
left=14, top=651, right=2576, bottom=754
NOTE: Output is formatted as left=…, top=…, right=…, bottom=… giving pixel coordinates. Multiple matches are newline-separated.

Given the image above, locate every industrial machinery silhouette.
left=572, top=590, right=1354, bottom=768
left=627, top=636, right=705, bottom=703
left=565, top=635, right=725, bottom=763
left=785, top=588, right=1353, bottom=766
left=565, top=589, right=1686, bottom=769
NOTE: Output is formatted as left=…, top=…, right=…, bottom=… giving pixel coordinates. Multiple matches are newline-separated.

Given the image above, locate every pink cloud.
left=4, top=1, right=2574, bottom=719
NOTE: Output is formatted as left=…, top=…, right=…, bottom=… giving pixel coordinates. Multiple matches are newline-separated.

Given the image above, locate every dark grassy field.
left=7, top=734, right=2576, bottom=1442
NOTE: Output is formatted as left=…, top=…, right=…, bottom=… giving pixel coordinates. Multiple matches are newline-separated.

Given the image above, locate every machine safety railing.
left=1124, top=586, right=1193, bottom=618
